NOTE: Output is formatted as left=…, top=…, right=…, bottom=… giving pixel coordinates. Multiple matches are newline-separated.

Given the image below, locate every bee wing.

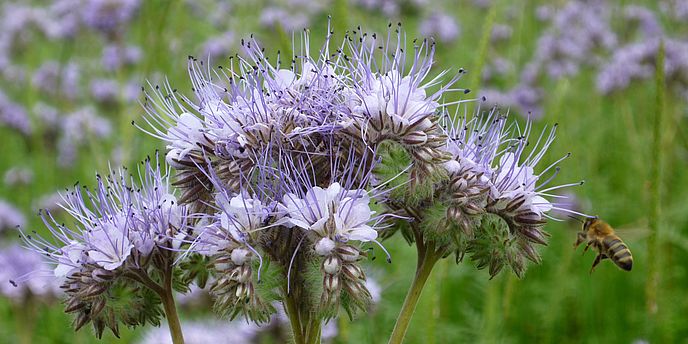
left=614, top=226, right=649, bottom=241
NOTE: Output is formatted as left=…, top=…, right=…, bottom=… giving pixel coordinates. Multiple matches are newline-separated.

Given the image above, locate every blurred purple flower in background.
left=81, top=0, right=141, bottom=35
left=0, top=90, right=31, bottom=135
left=102, top=43, right=143, bottom=71
left=32, top=191, right=65, bottom=214
left=3, top=166, right=33, bottom=187
left=0, top=200, right=25, bottom=232
left=1, top=245, right=60, bottom=300
left=526, top=1, right=616, bottom=80
left=32, top=61, right=81, bottom=100
left=624, top=5, right=663, bottom=39
left=490, top=24, right=512, bottom=43
left=419, top=12, right=460, bottom=43
left=596, top=38, right=688, bottom=96
left=32, top=102, right=60, bottom=128
left=57, top=107, right=112, bottom=167
left=660, top=0, right=688, bottom=21
left=90, top=78, right=120, bottom=104
left=200, top=31, right=235, bottom=62
left=138, top=319, right=260, bottom=344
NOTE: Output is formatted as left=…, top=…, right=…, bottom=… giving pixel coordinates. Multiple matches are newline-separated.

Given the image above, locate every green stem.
left=284, top=293, right=306, bottom=344
left=162, top=266, right=185, bottom=344
left=305, top=314, right=322, bottom=344
left=646, top=39, right=665, bottom=338
left=161, top=287, right=185, bottom=344
left=388, top=243, right=441, bottom=344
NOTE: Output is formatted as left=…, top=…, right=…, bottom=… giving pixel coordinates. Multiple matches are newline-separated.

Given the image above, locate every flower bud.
left=324, top=274, right=340, bottom=292
left=82, top=283, right=108, bottom=298
left=315, top=237, right=336, bottom=256
left=231, top=248, right=251, bottom=265
left=229, top=264, right=252, bottom=283
left=215, top=261, right=231, bottom=271
left=235, top=283, right=246, bottom=298
left=402, top=131, right=428, bottom=146
left=342, top=263, right=364, bottom=280
left=337, top=245, right=361, bottom=262
left=323, top=256, right=341, bottom=275
left=90, top=297, right=107, bottom=318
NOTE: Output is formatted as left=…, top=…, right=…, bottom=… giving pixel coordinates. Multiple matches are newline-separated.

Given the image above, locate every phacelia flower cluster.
left=18, top=23, right=583, bottom=343
left=20, top=157, right=191, bottom=338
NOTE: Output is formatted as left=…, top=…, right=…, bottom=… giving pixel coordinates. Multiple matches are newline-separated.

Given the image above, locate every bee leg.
left=582, top=242, right=592, bottom=255
left=573, top=233, right=586, bottom=249
left=589, top=254, right=608, bottom=274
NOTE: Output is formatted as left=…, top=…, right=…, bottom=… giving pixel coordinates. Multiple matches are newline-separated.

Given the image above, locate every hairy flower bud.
left=330, top=272, right=342, bottom=290
left=337, top=245, right=361, bottom=262
left=322, top=255, right=341, bottom=275
left=231, top=248, right=251, bottom=265
left=315, top=238, right=336, bottom=256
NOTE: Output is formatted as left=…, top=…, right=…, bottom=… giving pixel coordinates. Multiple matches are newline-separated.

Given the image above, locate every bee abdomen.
left=603, top=236, right=633, bottom=271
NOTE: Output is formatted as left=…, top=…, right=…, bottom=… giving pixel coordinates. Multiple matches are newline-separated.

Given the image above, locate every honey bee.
left=574, top=216, right=633, bottom=272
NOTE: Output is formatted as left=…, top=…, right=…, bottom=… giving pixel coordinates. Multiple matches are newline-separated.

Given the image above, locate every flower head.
left=23, top=157, right=188, bottom=276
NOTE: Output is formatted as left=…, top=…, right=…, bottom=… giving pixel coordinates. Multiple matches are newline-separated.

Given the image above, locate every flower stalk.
left=161, top=284, right=185, bottom=344
left=388, top=241, right=442, bottom=344
left=284, top=291, right=306, bottom=344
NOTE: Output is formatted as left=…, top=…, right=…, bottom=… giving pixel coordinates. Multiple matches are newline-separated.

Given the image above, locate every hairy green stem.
left=388, top=242, right=441, bottom=344
left=284, top=293, right=306, bottom=344
left=161, top=287, right=184, bottom=344
left=305, top=317, right=322, bottom=344
left=162, top=265, right=185, bottom=344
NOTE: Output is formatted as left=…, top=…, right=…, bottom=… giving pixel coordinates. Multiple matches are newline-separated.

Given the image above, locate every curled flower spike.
left=275, top=141, right=394, bottom=317
left=341, top=29, right=468, bottom=179
left=19, top=156, right=191, bottom=338
left=474, top=117, right=587, bottom=276
left=187, top=159, right=278, bottom=323
left=439, top=109, right=509, bottom=237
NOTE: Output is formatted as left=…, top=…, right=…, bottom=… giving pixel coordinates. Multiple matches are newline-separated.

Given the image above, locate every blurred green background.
left=1, top=0, right=687, bottom=343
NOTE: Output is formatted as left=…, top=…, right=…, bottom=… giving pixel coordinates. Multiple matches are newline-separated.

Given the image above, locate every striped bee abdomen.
left=602, top=236, right=633, bottom=271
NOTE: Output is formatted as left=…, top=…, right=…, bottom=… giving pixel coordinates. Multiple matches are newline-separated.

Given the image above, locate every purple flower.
left=41, top=0, right=83, bottom=39
left=527, top=1, right=616, bottom=80
left=32, top=61, right=81, bottom=100
left=57, top=107, right=112, bottom=167
left=32, top=191, right=65, bottom=214
left=478, top=84, right=543, bottom=118
left=259, top=7, right=310, bottom=32
left=437, top=108, right=585, bottom=274
left=138, top=318, right=260, bottom=344
left=1, top=245, right=60, bottom=299
left=419, top=12, right=461, bottom=43
left=200, top=31, right=235, bottom=62
left=660, top=0, right=688, bottom=21
left=490, top=24, right=513, bottom=43
left=596, top=38, right=688, bottom=95
left=90, top=78, right=120, bottom=103
left=282, top=182, right=379, bottom=246
left=485, top=119, right=584, bottom=234
left=21, top=158, right=189, bottom=277
left=32, top=102, right=60, bottom=127
left=0, top=199, right=25, bottom=232
left=192, top=191, right=273, bottom=258
left=624, top=5, right=663, bottom=38
left=101, top=44, right=143, bottom=71
left=0, top=90, right=31, bottom=135
left=81, top=0, right=140, bottom=35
